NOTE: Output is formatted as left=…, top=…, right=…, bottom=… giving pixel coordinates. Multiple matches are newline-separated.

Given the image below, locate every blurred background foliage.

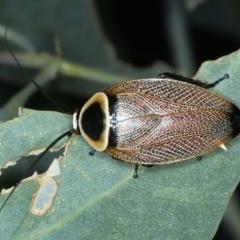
left=0, top=0, right=240, bottom=239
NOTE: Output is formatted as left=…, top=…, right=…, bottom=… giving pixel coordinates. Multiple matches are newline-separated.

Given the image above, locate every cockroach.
left=1, top=29, right=240, bottom=213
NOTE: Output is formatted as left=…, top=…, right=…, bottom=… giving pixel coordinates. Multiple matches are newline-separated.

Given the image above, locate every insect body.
left=74, top=73, right=240, bottom=167
left=1, top=72, right=239, bottom=213
left=1, top=30, right=240, bottom=212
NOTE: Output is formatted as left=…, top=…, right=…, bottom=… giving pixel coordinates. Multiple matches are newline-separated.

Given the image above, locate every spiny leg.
left=89, top=149, right=96, bottom=156
left=133, top=164, right=139, bottom=178
left=158, top=72, right=229, bottom=88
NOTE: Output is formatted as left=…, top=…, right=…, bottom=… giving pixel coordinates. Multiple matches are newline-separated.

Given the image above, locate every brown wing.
left=105, top=78, right=234, bottom=164
left=105, top=110, right=233, bottom=164
left=105, top=78, right=232, bottom=112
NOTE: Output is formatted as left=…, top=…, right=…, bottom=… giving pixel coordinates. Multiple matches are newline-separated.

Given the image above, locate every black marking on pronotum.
left=81, top=102, right=105, bottom=141
left=1, top=28, right=240, bottom=213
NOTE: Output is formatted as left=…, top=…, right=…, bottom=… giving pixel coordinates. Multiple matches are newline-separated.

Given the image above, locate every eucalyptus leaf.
left=0, top=50, right=240, bottom=239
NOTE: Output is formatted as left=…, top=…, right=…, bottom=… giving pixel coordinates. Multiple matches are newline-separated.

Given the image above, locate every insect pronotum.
left=1, top=29, right=240, bottom=213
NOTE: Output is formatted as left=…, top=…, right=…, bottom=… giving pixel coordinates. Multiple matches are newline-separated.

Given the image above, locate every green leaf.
left=0, top=50, right=240, bottom=240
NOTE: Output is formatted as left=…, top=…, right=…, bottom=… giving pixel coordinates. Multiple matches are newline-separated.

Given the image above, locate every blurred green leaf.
left=0, top=50, right=240, bottom=240
left=0, top=0, right=172, bottom=99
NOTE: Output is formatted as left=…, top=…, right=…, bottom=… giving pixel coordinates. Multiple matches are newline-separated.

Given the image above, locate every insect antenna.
left=0, top=129, right=74, bottom=213
left=0, top=29, right=75, bottom=212
left=4, top=28, right=71, bottom=115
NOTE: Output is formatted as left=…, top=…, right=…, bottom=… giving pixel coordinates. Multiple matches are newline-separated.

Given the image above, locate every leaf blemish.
left=31, top=177, right=58, bottom=215
left=29, top=155, right=62, bottom=214
left=46, top=159, right=61, bottom=177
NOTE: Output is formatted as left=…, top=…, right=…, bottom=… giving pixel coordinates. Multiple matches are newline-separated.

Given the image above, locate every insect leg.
left=142, top=164, right=154, bottom=167
left=197, top=156, right=202, bottom=161
left=89, top=149, right=96, bottom=156
left=158, top=72, right=229, bottom=88
left=202, top=74, right=229, bottom=88
left=133, top=164, right=139, bottom=178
